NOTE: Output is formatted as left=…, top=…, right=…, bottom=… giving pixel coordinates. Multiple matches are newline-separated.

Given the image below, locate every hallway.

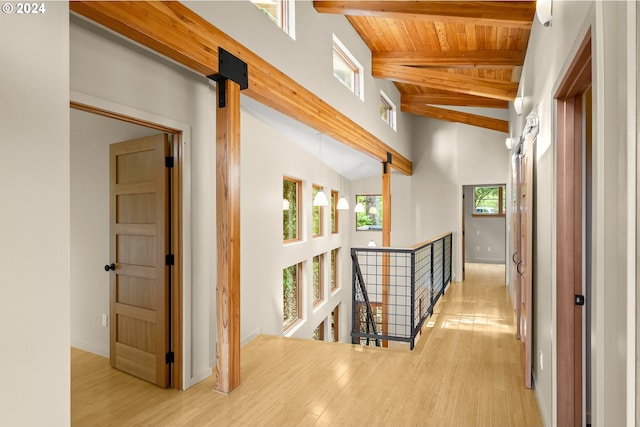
left=71, top=263, right=542, bottom=426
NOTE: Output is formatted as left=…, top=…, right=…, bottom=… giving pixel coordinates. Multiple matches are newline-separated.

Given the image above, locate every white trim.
left=71, top=340, right=109, bottom=358
left=332, top=33, right=365, bottom=101
left=69, top=90, right=194, bottom=390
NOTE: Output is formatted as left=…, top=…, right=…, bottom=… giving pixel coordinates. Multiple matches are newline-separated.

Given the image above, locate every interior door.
left=108, top=134, right=170, bottom=387
left=519, top=133, right=534, bottom=389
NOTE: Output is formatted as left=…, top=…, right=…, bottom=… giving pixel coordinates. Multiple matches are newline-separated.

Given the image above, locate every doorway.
left=70, top=102, right=184, bottom=389
left=555, top=29, right=592, bottom=427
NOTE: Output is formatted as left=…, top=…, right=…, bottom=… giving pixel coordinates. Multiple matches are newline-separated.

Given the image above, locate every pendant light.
left=313, top=134, right=329, bottom=207
left=337, top=145, right=349, bottom=210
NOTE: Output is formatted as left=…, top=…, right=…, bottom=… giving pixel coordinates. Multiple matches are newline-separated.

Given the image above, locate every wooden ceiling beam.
left=313, top=1, right=535, bottom=29
left=401, top=93, right=508, bottom=109
left=401, top=103, right=509, bottom=133
left=373, top=63, right=517, bottom=101
left=70, top=1, right=412, bottom=176
left=373, top=50, right=524, bottom=68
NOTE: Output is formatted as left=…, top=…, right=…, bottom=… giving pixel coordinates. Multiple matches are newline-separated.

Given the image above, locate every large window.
left=331, top=190, right=339, bottom=234
left=283, top=263, right=302, bottom=332
left=312, top=254, right=324, bottom=307
left=355, top=195, right=383, bottom=231
left=380, top=90, right=396, bottom=130
left=283, top=177, right=300, bottom=242
left=473, top=185, right=506, bottom=216
left=330, top=248, right=339, bottom=291
left=312, top=184, right=324, bottom=237
left=332, top=35, right=363, bottom=100
left=250, top=0, right=295, bottom=39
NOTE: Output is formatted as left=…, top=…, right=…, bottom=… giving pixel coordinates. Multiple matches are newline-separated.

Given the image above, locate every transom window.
left=380, top=90, right=396, bottom=130
left=283, top=177, right=300, bottom=242
left=332, top=35, right=363, bottom=100
left=250, top=0, right=295, bottom=39
left=473, top=185, right=506, bottom=216
left=283, top=262, right=302, bottom=332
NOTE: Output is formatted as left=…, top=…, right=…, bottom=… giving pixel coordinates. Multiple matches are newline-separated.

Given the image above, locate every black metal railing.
left=351, top=233, right=453, bottom=350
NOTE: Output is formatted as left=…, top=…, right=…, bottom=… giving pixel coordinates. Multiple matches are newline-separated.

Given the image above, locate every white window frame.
left=332, top=34, right=364, bottom=101
left=379, top=90, right=397, bottom=131
left=251, top=0, right=296, bottom=40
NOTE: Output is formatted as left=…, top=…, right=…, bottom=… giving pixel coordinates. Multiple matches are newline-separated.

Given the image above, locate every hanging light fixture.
left=313, top=134, right=329, bottom=207
left=337, top=145, right=349, bottom=210
left=282, top=199, right=290, bottom=211
left=369, top=206, right=378, bottom=215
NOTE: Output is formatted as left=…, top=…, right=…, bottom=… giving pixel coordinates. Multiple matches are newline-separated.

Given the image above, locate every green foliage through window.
left=283, top=263, right=300, bottom=331
left=473, top=185, right=506, bottom=216
left=355, top=195, right=383, bottom=231
left=283, top=178, right=299, bottom=241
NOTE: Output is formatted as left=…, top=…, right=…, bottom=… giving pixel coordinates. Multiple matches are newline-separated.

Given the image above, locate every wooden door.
left=108, top=134, right=170, bottom=387
left=511, top=151, right=522, bottom=339
left=519, top=133, right=534, bottom=389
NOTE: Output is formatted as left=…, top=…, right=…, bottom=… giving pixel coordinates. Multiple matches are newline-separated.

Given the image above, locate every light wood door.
left=109, top=134, right=170, bottom=387
left=519, top=133, right=534, bottom=389
left=511, top=151, right=522, bottom=339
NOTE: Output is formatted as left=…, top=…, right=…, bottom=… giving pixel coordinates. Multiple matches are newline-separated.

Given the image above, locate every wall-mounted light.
left=514, top=96, right=523, bottom=116
left=536, top=0, right=552, bottom=27
left=505, top=137, right=514, bottom=150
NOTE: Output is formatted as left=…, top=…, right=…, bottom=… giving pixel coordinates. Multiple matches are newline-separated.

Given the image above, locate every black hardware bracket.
left=575, top=294, right=585, bottom=306
left=207, top=47, right=249, bottom=108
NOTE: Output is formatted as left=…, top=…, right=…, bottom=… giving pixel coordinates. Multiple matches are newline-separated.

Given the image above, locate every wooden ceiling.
left=313, top=1, right=536, bottom=133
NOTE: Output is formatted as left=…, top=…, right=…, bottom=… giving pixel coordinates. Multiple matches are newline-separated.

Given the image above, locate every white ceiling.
left=240, top=95, right=383, bottom=182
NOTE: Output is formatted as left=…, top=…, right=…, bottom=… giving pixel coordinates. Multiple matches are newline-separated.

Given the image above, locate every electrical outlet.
left=101, top=314, right=108, bottom=327
left=539, top=351, right=543, bottom=370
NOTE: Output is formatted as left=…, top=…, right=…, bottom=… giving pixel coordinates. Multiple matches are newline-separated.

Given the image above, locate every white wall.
left=185, top=0, right=413, bottom=161
left=0, top=4, right=70, bottom=426
left=511, top=2, right=637, bottom=425
left=241, top=108, right=353, bottom=344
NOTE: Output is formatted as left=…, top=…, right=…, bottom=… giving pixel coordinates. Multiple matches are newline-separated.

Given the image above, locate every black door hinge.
left=165, top=351, right=174, bottom=364
left=166, top=254, right=174, bottom=266
left=575, top=294, right=585, bottom=306
left=166, top=156, right=174, bottom=168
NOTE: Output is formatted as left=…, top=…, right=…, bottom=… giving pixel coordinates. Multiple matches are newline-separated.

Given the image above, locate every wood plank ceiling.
left=313, top=1, right=536, bottom=133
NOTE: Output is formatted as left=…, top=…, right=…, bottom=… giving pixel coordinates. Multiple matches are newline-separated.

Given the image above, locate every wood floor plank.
left=71, top=263, right=542, bottom=427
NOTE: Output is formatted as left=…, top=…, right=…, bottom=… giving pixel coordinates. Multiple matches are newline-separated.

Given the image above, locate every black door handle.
left=104, top=263, right=115, bottom=272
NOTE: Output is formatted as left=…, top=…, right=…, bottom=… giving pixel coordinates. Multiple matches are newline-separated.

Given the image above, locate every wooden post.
left=215, top=79, right=241, bottom=393
left=382, top=162, right=391, bottom=347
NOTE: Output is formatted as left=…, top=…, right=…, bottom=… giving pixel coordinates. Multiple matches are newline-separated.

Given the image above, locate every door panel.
left=512, top=151, right=522, bottom=339
left=519, top=133, right=534, bottom=389
left=109, top=134, right=169, bottom=387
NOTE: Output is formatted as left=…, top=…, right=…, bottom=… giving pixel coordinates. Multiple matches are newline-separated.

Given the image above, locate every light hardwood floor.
left=72, top=263, right=542, bottom=426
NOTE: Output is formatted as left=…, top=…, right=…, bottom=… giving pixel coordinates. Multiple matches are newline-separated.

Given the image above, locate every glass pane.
left=283, top=264, right=298, bottom=329
left=312, top=185, right=322, bottom=236
left=313, top=254, right=323, bottom=304
left=283, top=179, right=298, bottom=240
left=333, top=50, right=355, bottom=93
left=251, top=1, right=279, bottom=26
left=330, top=249, right=338, bottom=290
left=355, top=195, right=383, bottom=230
left=474, top=186, right=500, bottom=214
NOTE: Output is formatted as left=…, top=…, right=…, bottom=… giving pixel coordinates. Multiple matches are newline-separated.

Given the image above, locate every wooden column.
left=215, top=79, right=241, bottom=393
left=382, top=162, right=391, bottom=347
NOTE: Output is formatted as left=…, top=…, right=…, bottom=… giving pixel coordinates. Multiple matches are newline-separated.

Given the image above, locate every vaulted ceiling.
left=313, top=1, right=536, bottom=133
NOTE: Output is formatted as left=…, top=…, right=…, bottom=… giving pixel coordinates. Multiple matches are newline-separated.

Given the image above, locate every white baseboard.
left=532, top=374, right=550, bottom=427
left=71, top=340, right=108, bottom=358
left=241, top=328, right=261, bottom=346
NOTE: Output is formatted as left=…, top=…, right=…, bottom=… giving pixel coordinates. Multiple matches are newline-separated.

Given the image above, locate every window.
left=313, top=321, right=325, bottom=341
left=283, top=177, right=300, bottom=242
left=332, top=35, right=363, bottom=100
left=283, top=263, right=302, bottom=332
left=473, top=185, right=506, bottom=216
left=312, top=184, right=324, bottom=237
left=357, top=302, right=383, bottom=344
left=331, top=190, right=339, bottom=234
left=330, top=248, right=339, bottom=291
left=331, top=305, right=340, bottom=342
left=355, top=195, right=383, bottom=231
left=380, top=90, right=396, bottom=130
left=312, top=254, right=324, bottom=306
left=250, top=0, right=295, bottom=39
